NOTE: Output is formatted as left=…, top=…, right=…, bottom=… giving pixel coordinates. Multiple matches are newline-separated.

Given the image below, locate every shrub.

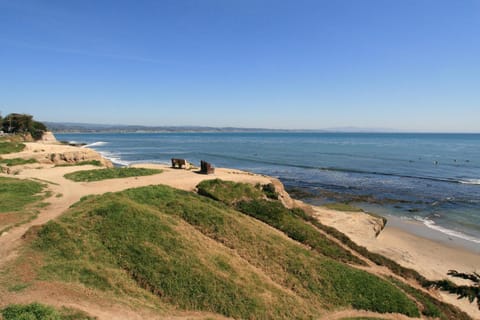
left=1, top=303, right=95, bottom=320
left=55, top=160, right=102, bottom=167
left=1, top=303, right=60, bottom=320
left=261, top=183, right=279, bottom=199
left=64, top=167, right=162, bottom=182
left=0, top=157, right=38, bottom=166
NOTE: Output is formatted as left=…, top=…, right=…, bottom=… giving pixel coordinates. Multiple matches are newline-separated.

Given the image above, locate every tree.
left=31, top=120, right=47, bottom=140
left=1, top=113, right=48, bottom=140
left=429, top=270, right=480, bottom=310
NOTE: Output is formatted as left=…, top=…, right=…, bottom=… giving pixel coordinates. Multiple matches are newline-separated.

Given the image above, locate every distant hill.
left=43, top=121, right=291, bottom=133
left=44, top=121, right=403, bottom=133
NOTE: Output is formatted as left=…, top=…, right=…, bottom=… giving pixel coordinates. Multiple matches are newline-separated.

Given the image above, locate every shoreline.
left=386, top=215, right=480, bottom=255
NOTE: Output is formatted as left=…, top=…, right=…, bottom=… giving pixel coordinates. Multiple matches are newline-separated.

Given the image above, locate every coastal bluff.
left=0, top=141, right=113, bottom=168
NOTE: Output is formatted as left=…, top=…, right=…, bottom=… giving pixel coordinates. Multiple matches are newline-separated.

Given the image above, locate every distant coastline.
left=44, top=121, right=480, bottom=134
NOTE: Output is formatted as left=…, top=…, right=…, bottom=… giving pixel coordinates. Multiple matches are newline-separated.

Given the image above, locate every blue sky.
left=1, top=0, right=479, bottom=132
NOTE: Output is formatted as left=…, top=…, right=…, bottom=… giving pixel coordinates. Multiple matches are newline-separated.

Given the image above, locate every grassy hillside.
left=12, top=179, right=469, bottom=319
left=0, top=176, right=48, bottom=233
left=196, top=179, right=472, bottom=320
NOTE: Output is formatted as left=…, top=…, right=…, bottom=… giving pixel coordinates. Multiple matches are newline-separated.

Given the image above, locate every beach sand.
left=1, top=142, right=479, bottom=318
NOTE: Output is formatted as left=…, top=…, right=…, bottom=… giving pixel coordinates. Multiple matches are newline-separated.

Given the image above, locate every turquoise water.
left=57, top=132, right=480, bottom=244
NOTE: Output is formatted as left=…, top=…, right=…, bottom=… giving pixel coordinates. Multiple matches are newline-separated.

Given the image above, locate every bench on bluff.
left=200, top=160, right=215, bottom=174
left=171, top=158, right=190, bottom=169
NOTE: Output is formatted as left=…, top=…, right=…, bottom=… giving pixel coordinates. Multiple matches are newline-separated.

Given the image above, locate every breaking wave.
left=83, top=141, right=108, bottom=148
left=459, top=179, right=480, bottom=185
left=414, top=216, right=480, bottom=244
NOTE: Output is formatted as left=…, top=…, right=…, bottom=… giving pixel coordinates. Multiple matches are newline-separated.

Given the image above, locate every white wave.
left=459, top=179, right=480, bottom=185
left=129, top=159, right=170, bottom=165
left=98, top=151, right=131, bottom=166
left=82, top=141, right=108, bottom=148
left=413, top=216, right=480, bottom=244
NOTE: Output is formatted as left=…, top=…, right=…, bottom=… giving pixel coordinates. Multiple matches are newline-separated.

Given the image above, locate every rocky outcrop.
left=39, top=131, right=58, bottom=143
left=269, top=177, right=315, bottom=214
left=1, top=142, right=113, bottom=168
left=44, top=149, right=113, bottom=167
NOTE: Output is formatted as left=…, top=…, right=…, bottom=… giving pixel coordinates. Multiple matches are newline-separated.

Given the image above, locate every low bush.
left=1, top=303, right=59, bottom=320
left=197, top=179, right=264, bottom=205
left=55, top=160, right=102, bottom=167
left=1, top=303, right=94, bottom=320
left=64, top=167, right=162, bottom=182
left=390, top=277, right=471, bottom=320
left=0, top=157, right=38, bottom=166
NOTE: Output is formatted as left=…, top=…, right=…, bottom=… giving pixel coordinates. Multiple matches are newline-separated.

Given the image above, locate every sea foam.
left=414, top=216, right=480, bottom=244
left=82, top=141, right=108, bottom=148
left=459, top=179, right=480, bottom=185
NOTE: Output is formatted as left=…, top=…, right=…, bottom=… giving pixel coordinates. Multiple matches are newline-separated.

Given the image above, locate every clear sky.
left=1, top=0, right=479, bottom=132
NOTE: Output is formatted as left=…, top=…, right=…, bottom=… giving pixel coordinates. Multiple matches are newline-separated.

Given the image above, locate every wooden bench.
left=171, top=158, right=190, bottom=169
left=200, top=160, right=215, bottom=174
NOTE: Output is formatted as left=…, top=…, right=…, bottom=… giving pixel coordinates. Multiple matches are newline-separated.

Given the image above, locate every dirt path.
left=320, top=309, right=417, bottom=319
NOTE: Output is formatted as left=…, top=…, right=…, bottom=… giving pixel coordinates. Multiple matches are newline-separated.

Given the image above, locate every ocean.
left=56, top=132, right=480, bottom=246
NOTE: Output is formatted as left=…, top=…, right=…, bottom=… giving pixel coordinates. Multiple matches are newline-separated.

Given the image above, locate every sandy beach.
left=313, top=206, right=480, bottom=318
left=1, top=141, right=479, bottom=319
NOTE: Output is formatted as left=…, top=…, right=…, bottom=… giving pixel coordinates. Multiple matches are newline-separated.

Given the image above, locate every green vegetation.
left=261, top=183, right=279, bottom=199
left=428, top=270, right=480, bottom=311
left=324, top=202, right=363, bottom=212
left=1, top=303, right=94, bottom=320
left=197, top=178, right=264, bottom=205
left=390, top=277, right=471, bottom=320
left=55, top=160, right=103, bottom=167
left=198, top=179, right=363, bottom=265
left=0, top=141, right=25, bottom=154
left=0, top=176, right=48, bottom=233
left=7, top=283, right=30, bottom=292
left=1, top=113, right=47, bottom=140
left=237, top=199, right=364, bottom=265
left=64, top=167, right=162, bottom=182
left=196, top=179, right=471, bottom=319
left=30, top=184, right=422, bottom=319
left=0, top=157, right=38, bottom=166
left=0, top=177, right=45, bottom=213
left=264, top=195, right=428, bottom=284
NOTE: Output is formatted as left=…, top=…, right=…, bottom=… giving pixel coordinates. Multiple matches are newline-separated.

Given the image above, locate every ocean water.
left=56, top=132, right=480, bottom=245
